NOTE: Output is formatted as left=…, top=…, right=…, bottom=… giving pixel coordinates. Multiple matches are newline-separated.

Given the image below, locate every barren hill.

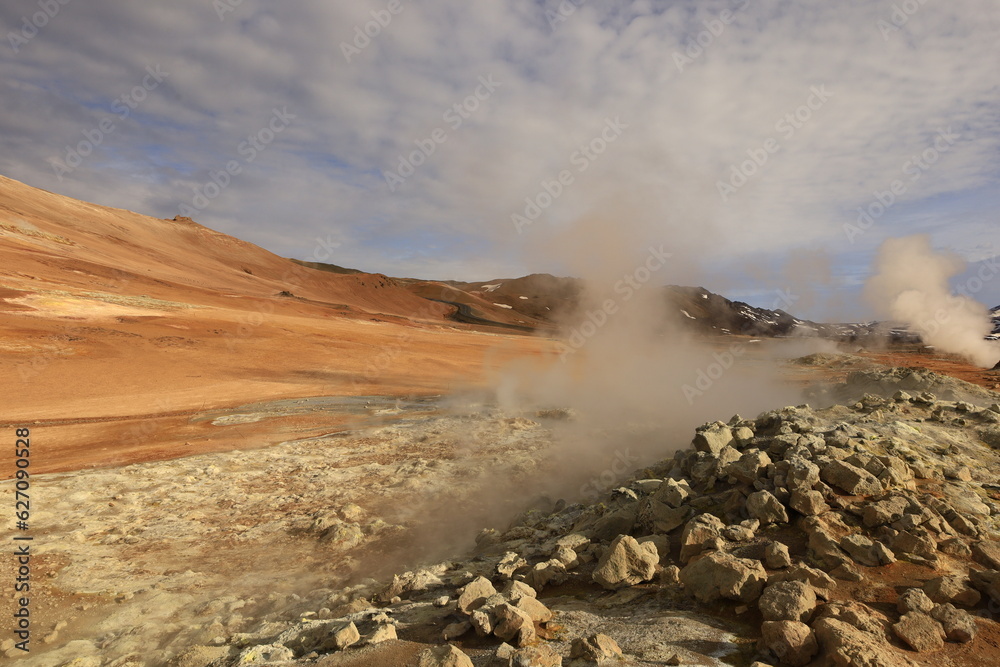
left=0, top=175, right=555, bottom=473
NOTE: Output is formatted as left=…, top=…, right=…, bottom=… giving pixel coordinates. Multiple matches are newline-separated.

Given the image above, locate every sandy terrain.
left=0, top=176, right=559, bottom=477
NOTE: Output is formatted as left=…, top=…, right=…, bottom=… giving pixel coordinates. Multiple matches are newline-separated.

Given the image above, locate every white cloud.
left=0, top=0, right=997, bottom=312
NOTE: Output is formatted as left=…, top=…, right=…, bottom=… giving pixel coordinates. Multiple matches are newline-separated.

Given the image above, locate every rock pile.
left=198, top=375, right=1000, bottom=666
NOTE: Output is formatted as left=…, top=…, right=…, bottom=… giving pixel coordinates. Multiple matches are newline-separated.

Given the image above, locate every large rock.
left=930, top=603, right=978, bottom=643
left=897, top=588, right=934, bottom=614
left=652, top=478, right=691, bottom=507
left=803, top=518, right=847, bottom=567
left=970, top=568, right=1000, bottom=604
left=839, top=534, right=881, bottom=567
left=523, top=560, right=568, bottom=591
left=786, top=458, right=821, bottom=492
left=693, top=423, right=734, bottom=455
left=331, top=622, right=361, bottom=650
left=789, top=490, right=828, bottom=516
left=727, top=450, right=772, bottom=484
left=923, top=576, right=981, bottom=607
left=637, top=498, right=689, bottom=535
left=746, top=490, right=789, bottom=525
left=812, top=617, right=910, bottom=667
left=972, top=540, right=1000, bottom=569
left=769, top=564, right=836, bottom=598
left=513, top=596, right=553, bottom=623
left=821, top=460, right=883, bottom=496
left=592, top=535, right=658, bottom=590
left=758, top=581, right=817, bottom=623
left=765, top=541, right=792, bottom=569
left=892, top=612, right=945, bottom=652
left=366, top=623, right=397, bottom=644
left=493, top=603, right=536, bottom=647
left=276, top=620, right=359, bottom=654
left=862, top=497, right=908, bottom=527
left=417, top=644, right=475, bottom=667
left=590, top=506, right=638, bottom=543
left=679, top=513, right=725, bottom=563
left=458, top=576, right=497, bottom=613
left=814, top=600, right=890, bottom=636
left=891, top=530, right=938, bottom=562
left=680, top=551, right=767, bottom=603
left=759, top=621, right=817, bottom=667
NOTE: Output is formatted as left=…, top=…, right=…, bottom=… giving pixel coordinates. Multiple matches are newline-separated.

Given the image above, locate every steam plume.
left=863, top=235, right=1000, bottom=368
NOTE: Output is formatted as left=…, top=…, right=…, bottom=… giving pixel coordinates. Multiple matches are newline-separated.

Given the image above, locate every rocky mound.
left=810, top=366, right=1000, bottom=407
left=196, top=388, right=1000, bottom=666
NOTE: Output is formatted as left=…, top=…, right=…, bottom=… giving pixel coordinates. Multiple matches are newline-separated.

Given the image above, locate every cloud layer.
left=2, top=0, right=999, bottom=316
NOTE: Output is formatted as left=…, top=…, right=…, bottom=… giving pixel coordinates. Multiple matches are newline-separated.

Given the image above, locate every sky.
left=1, top=0, right=999, bottom=319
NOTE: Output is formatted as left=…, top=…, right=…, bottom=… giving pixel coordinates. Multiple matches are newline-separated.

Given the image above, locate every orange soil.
left=0, top=175, right=559, bottom=477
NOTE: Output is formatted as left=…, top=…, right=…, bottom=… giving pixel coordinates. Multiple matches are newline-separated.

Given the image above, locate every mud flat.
left=0, top=402, right=561, bottom=665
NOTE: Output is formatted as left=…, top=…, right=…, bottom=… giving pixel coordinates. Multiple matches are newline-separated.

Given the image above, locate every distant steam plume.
left=863, top=235, right=1000, bottom=368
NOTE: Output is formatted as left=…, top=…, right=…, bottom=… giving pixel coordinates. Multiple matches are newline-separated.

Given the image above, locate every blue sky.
left=1, top=0, right=998, bottom=319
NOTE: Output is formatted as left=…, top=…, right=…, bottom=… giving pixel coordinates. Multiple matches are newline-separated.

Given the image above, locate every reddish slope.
left=0, top=175, right=558, bottom=474
left=0, top=175, right=443, bottom=319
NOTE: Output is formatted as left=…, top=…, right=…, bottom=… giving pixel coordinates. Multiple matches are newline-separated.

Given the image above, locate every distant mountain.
left=989, top=305, right=1000, bottom=341
left=426, top=275, right=893, bottom=340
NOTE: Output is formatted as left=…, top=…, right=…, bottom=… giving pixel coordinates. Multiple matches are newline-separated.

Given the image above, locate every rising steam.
left=492, top=198, right=805, bottom=502
left=863, top=235, right=1000, bottom=368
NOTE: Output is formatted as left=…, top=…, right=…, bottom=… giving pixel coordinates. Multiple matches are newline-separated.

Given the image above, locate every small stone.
left=332, top=622, right=361, bottom=650
left=417, top=644, right=475, bottom=667
left=367, top=623, right=397, bottom=644
left=768, top=564, right=837, bottom=598
left=496, top=643, right=516, bottom=660
left=235, top=645, right=295, bottom=665
left=765, top=542, right=792, bottom=570
left=948, top=466, right=973, bottom=482
left=759, top=620, right=818, bottom=667
left=898, top=588, right=935, bottom=614
left=443, top=620, right=472, bottom=640
left=469, top=609, right=494, bottom=637
left=434, top=596, right=450, bottom=607
left=660, top=564, right=682, bottom=585
left=722, top=523, right=756, bottom=542
left=746, top=490, right=789, bottom=525
left=571, top=633, right=623, bottom=661
left=939, top=538, right=972, bottom=557
left=830, top=562, right=864, bottom=582
left=872, top=541, right=896, bottom=566
left=862, top=497, right=908, bottom=527
left=509, top=645, right=562, bottom=667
